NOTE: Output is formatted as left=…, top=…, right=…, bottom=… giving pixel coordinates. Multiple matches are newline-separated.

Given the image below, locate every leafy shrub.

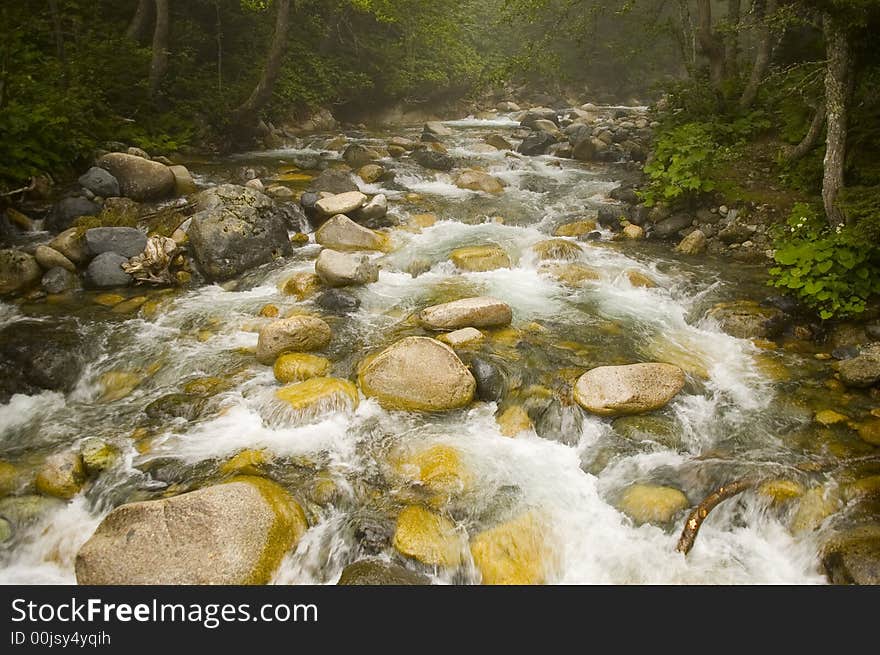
left=769, top=202, right=880, bottom=319
left=641, top=122, right=718, bottom=205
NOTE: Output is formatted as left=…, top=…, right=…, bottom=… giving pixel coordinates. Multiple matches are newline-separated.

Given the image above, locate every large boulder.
left=838, top=343, right=880, bottom=388
left=75, top=479, right=307, bottom=584
left=520, top=108, right=559, bottom=129
left=411, top=149, right=455, bottom=171
left=358, top=336, right=476, bottom=411
left=450, top=245, right=511, bottom=272
left=705, top=301, right=786, bottom=339
left=46, top=197, right=100, bottom=232
left=84, top=227, right=147, bottom=258
left=352, top=194, right=389, bottom=225
left=455, top=170, right=505, bottom=194
left=0, top=320, right=87, bottom=402
left=256, top=316, right=332, bottom=364
left=617, top=484, right=689, bottom=525
left=187, top=185, right=294, bottom=281
left=342, top=144, right=380, bottom=169
left=315, top=214, right=386, bottom=251
left=0, top=250, right=41, bottom=295
left=652, top=213, right=694, bottom=239
left=315, top=249, right=379, bottom=287
left=315, top=192, right=367, bottom=217
left=574, top=363, right=686, bottom=416
left=78, top=167, right=120, bottom=198
left=418, top=297, right=513, bottom=330
left=97, top=152, right=175, bottom=202
left=85, top=252, right=132, bottom=288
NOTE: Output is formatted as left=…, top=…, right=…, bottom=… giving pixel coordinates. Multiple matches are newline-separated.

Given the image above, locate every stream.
left=2, top=107, right=869, bottom=585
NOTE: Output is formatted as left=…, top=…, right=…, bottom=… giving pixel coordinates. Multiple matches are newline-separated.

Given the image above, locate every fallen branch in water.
left=676, top=478, right=757, bottom=556
left=0, top=177, right=36, bottom=197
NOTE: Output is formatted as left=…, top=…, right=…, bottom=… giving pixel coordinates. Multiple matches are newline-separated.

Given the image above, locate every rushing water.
left=2, top=108, right=862, bottom=585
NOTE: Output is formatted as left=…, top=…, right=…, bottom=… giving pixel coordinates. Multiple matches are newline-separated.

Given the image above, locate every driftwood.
left=676, top=478, right=757, bottom=555
left=122, top=236, right=179, bottom=285
left=0, top=177, right=36, bottom=198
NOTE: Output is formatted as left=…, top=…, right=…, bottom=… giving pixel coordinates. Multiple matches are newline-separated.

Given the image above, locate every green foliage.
left=769, top=202, right=880, bottom=319
left=642, top=122, right=718, bottom=205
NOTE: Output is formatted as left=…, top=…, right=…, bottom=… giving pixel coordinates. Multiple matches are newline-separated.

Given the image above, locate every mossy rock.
left=392, top=505, right=464, bottom=567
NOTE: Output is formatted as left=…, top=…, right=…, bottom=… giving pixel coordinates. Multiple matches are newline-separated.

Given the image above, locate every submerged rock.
left=314, top=288, right=361, bottom=314
left=705, top=301, right=786, bottom=340
left=256, top=316, right=332, bottom=364
left=450, top=245, right=511, bottom=272
left=470, top=513, right=550, bottom=585
left=617, top=484, right=689, bottom=526
left=0, top=250, right=42, bottom=295
left=75, top=479, right=307, bottom=584
left=838, top=344, right=880, bottom=388
left=392, top=505, right=463, bottom=567
left=532, top=239, right=583, bottom=262
left=417, top=297, right=513, bottom=330
left=456, top=170, right=505, bottom=194
left=470, top=357, right=508, bottom=403
left=358, top=337, right=476, bottom=411
left=337, top=559, right=430, bottom=585
left=275, top=377, right=359, bottom=413
left=574, top=363, right=686, bottom=416
left=0, top=321, right=86, bottom=401
left=411, top=149, right=455, bottom=171
left=821, top=525, right=880, bottom=585
left=273, top=353, right=331, bottom=383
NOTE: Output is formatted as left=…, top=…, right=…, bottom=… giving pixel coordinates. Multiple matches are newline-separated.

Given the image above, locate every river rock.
left=0, top=321, right=86, bottom=401
left=315, top=288, right=361, bottom=314
left=438, top=327, right=484, bottom=348
left=0, top=250, right=42, bottom=295
left=35, top=452, right=86, bottom=500
left=84, top=227, right=147, bottom=258
left=838, top=344, right=880, bottom=388
left=821, top=525, right=880, bottom=585
left=273, top=353, right=331, bottom=383
left=315, top=214, right=386, bottom=251
left=315, top=249, right=379, bottom=287
left=393, top=505, right=463, bottom=567
left=497, top=405, right=533, bottom=436
left=343, top=144, right=380, bottom=169
left=75, top=479, right=307, bottom=584
left=337, top=559, right=430, bottom=585
left=418, top=297, right=513, bottom=330
left=450, top=245, right=511, bottom=272
left=358, top=164, right=385, bottom=184
left=486, top=134, right=513, bottom=150
left=49, top=228, right=88, bottom=264
left=532, top=118, right=562, bottom=137
left=97, top=153, right=175, bottom=202
left=187, top=185, right=294, bottom=281
left=358, top=336, right=476, bottom=411
left=540, top=262, right=601, bottom=287
left=34, top=245, right=75, bottom=272
left=652, top=213, right=694, bottom=239
left=315, top=191, right=367, bottom=217
left=412, top=149, right=455, bottom=171
left=85, top=252, right=132, bottom=288
left=533, top=397, right=584, bottom=446
left=622, top=224, right=644, bottom=240
left=352, top=194, right=389, bottom=224
left=275, top=377, right=359, bottom=413
left=42, top=267, right=76, bottom=294
left=574, top=363, right=686, bottom=416
left=78, top=167, right=120, bottom=198
left=424, top=121, right=453, bottom=137
left=470, top=357, right=508, bottom=403
left=520, top=108, right=558, bottom=128
left=308, top=169, right=360, bottom=194
left=456, top=170, right=505, bottom=194
left=676, top=229, right=707, bottom=255
left=470, top=513, right=549, bottom=585
left=705, top=301, right=785, bottom=339
left=80, top=437, right=118, bottom=475
left=518, top=132, right=556, bottom=156
left=532, top=239, right=583, bottom=261
left=168, top=165, right=197, bottom=195
left=46, top=197, right=100, bottom=232
left=256, top=316, right=332, bottom=364
left=554, top=220, right=597, bottom=238
left=617, top=484, right=689, bottom=525
left=144, top=393, right=206, bottom=421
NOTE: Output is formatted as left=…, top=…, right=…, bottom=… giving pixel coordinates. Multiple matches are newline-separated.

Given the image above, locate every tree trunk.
left=739, top=0, right=777, bottom=110
left=47, top=0, right=68, bottom=88
left=724, top=0, right=741, bottom=78
left=126, top=0, right=153, bottom=43
left=696, top=0, right=725, bottom=87
left=148, top=0, right=170, bottom=101
left=229, top=0, right=291, bottom=133
left=822, top=13, right=851, bottom=225
left=787, top=101, right=826, bottom=162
